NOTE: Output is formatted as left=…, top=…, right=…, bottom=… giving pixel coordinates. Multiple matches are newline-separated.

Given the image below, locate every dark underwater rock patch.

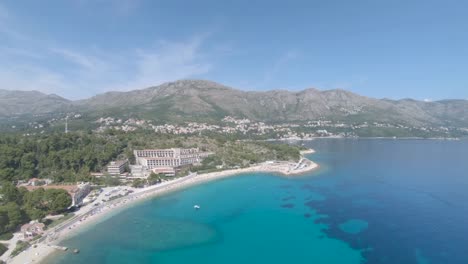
left=282, top=196, right=296, bottom=201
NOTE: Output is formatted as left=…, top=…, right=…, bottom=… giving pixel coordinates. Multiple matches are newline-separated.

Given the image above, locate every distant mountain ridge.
left=0, top=89, right=71, bottom=116
left=1, top=80, right=467, bottom=127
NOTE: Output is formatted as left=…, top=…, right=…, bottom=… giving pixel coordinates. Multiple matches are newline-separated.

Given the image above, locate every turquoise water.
left=50, top=139, right=468, bottom=264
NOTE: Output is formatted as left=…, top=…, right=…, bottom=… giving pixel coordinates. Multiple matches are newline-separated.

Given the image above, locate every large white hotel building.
left=134, top=148, right=211, bottom=169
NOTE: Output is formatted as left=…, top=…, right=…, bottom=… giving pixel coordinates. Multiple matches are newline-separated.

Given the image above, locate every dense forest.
left=0, top=130, right=302, bottom=183
left=0, top=132, right=126, bottom=183
left=0, top=182, right=71, bottom=236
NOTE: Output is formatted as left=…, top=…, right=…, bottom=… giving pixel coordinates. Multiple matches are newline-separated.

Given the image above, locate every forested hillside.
left=0, top=130, right=302, bottom=184
left=0, top=133, right=125, bottom=183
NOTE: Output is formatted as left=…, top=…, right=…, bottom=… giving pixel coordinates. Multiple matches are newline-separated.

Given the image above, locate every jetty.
left=50, top=245, right=68, bottom=251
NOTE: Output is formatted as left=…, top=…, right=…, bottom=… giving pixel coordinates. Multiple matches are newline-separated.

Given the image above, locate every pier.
left=50, top=245, right=68, bottom=251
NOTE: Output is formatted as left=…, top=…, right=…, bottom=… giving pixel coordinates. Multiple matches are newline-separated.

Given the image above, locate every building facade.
left=134, top=148, right=211, bottom=169
left=130, top=165, right=150, bottom=178
left=72, top=182, right=91, bottom=206
left=21, top=221, right=45, bottom=240
left=107, top=160, right=128, bottom=175
left=152, top=167, right=176, bottom=177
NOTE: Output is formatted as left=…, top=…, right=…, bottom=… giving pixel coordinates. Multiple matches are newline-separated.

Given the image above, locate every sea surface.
left=50, top=139, right=468, bottom=264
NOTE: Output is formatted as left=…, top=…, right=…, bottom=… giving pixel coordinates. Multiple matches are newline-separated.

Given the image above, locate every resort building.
left=107, top=160, right=128, bottom=175
left=134, top=148, right=211, bottom=169
left=24, top=182, right=91, bottom=207
left=22, top=178, right=53, bottom=186
left=129, top=165, right=150, bottom=178
left=152, top=167, right=176, bottom=177
left=16, top=178, right=52, bottom=187
left=72, top=182, right=91, bottom=206
left=21, top=221, right=45, bottom=240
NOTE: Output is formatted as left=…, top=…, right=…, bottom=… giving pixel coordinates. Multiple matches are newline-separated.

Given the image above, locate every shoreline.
left=266, top=136, right=462, bottom=141
left=300, top=149, right=316, bottom=155
left=8, top=153, right=318, bottom=264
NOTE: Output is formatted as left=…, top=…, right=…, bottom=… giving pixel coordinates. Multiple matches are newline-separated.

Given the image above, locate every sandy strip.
left=9, top=155, right=318, bottom=264
left=300, top=149, right=316, bottom=155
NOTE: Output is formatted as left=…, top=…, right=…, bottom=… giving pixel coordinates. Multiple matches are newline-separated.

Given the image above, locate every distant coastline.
left=9, top=151, right=318, bottom=264
left=268, top=136, right=462, bottom=141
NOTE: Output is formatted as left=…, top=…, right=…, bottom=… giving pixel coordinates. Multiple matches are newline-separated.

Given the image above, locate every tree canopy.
left=0, top=132, right=125, bottom=183
left=0, top=184, right=72, bottom=235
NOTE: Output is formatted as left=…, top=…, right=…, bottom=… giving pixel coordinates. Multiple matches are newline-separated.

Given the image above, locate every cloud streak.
left=0, top=3, right=221, bottom=99
left=0, top=4, right=8, bottom=21
left=0, top=3, right=29, bottom=40
left=0, top=64, right=71, bottom=94
left=120, top=36, right=212, bottom=90
left=0, top=34, right=214, bottom=99
left=51, top=48, right=111, bottom=73
left=73, top=0, right=142, bottom=16
left=256, top=50, right=299, bottom=88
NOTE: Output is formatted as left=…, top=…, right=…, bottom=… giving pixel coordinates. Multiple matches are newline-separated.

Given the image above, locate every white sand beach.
left=300, top=149, right=316, bottom=155
left=7, top=153, right=318, bottom=264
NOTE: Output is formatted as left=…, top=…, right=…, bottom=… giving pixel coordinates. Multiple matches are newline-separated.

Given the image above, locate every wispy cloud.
left=0, top=34, right=214, bottom=99
left=0, top=3, right=33, bottom=42
left=55, top=35, right=212, bottom=94
left=51, top=48, right=110, bottom=72
left=0, top=46, right=44, bottom=59
left=0, top=64, right=70, bottom=94
left=119, top=36, right=212, bottom=90
left=111, top=0, right=142, bottom=16
left=309, top=75, right=370, bottom=93
left=0, top=3, right=9, bottom=20
left=0, top=3, right=216, bottom=99
left=257, top=50, right=299, bottom=88
left=73, top=0, right=142, bottom=16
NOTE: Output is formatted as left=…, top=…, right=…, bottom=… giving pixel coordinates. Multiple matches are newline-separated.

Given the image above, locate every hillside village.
left=91, top=116, right=465, bottom=139
left=1, top=80, right=468, bottom=139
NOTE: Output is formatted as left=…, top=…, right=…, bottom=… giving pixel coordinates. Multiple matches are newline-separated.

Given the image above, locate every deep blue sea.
left=50, top=139, right=468, bottom=264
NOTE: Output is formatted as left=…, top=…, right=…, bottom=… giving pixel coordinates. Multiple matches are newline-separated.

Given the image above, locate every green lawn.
left=0, top=233, right=13, bottom=241
left=45, top=213, right=75, bottom=229
left=0, top=243, right=7, bottom=257
left=10, top=241, right=30, bottom=258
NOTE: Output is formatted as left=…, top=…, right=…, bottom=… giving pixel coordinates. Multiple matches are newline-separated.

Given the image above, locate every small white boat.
left=193, top=205, right=201, bottom=210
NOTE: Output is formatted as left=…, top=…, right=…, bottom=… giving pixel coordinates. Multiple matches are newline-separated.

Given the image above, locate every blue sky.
left=0, top=0, right=467, bottom=100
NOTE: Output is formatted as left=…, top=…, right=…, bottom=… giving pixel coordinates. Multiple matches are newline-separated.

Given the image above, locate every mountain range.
left=1, top=80, right=467, bottom=127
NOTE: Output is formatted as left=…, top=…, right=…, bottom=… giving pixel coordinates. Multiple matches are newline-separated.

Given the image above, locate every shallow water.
left=51, top=139, right=468, bottom=264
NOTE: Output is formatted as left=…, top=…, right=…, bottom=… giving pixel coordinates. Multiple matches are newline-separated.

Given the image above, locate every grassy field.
left=0, top=233, right=13, bottom=241
left=45, top=213, right=75, bottom=229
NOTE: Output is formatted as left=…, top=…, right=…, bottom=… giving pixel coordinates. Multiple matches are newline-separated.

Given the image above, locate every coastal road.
left=0, top=234, right=21, bottom=263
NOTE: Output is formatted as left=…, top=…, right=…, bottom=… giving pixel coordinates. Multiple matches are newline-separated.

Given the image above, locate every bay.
left=50, top=139, right=468, bottom=264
